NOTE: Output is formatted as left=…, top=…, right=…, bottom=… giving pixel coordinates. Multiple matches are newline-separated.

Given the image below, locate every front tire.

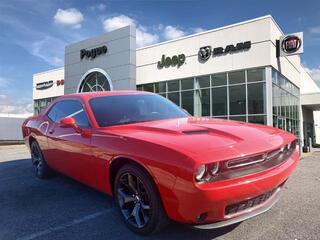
left=30, top=140, right=52, bottom=179
left=114, top=164, right=169, bottom=235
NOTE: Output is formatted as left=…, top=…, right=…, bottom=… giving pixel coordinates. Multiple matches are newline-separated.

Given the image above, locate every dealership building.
left=33, top=15, right=320, bottom=151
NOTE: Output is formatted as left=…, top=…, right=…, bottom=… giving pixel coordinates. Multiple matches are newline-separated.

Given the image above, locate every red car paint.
left=22, top=91, right=298, bottom=226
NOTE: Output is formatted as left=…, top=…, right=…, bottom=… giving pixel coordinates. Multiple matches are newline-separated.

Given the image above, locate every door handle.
left=48, top=129, right=55, bottom=134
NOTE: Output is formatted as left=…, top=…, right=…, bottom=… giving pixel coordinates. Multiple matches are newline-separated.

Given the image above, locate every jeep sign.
left=157, top=54, right=186, bottom=69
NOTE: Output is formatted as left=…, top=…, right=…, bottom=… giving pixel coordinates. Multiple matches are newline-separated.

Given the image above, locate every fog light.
left=196, top=212, right=208, bottom=222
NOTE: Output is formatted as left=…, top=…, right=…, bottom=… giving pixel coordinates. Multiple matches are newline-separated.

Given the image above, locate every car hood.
left=101, top=117, right=295, bottom=164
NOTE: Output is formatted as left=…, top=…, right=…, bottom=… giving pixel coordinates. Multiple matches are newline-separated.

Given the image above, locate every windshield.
left=89, top=94, right=189, bottom=127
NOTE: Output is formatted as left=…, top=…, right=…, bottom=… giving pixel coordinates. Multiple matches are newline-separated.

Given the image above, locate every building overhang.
left=301, top=92, right=320, bottom=111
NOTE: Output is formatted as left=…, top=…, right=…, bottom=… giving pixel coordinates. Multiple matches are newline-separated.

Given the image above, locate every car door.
left=46, top=100, right=96, bottom=187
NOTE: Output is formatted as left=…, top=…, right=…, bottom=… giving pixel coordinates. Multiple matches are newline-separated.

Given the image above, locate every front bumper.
left=192, top=185, right=282, bottom=229
left=165, top=151, right=298, bottom=225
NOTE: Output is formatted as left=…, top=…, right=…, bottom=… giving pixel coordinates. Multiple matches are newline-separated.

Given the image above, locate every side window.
left=47, top=100, right=90, bottom=127
left=47, top=106, right=58, bottom=122
left=70, top=109, right=90, bottom=127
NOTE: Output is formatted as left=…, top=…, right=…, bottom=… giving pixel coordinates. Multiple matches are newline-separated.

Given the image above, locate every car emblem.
left=281, top=35, right=301, bottom=53
left=198, top=46, right=212, bottom=62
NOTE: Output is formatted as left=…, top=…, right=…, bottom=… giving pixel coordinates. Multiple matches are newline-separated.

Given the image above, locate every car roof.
left=58, top=90, right=154, bottom=101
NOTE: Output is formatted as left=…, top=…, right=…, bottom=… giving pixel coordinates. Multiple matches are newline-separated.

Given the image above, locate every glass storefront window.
left=196, top=75, right=210, bottom=88
left=199, top=89, right=210, bottom=116
left=272, top=67, right=300, bottom=137
left=278, top=75, right=285, bottom=89
left=181, top=90, right=194, bottom=115
left=248, top=115, right=267, bottom=125
left=212, top=73, right=227, bottom=86
left=137, top=66, right=300, bottom=137
left=155, top=82, right=166, bottom=93
left=143, top=83, right=154, bottom=92
left=168, top=92, right=180, bottom=106
left=181, top=78, right=194, bottom=90
left=247, top=68, right=265, bottom=82
left=229, top=116, right=246, bottom=122
left=212, top=87, right=227, bottom=116
left=229, top=85, right=246, bottom=115
left=272, top=85, right=279, bottom=116
left=247, top=82, right=266, bottom=114
left=280, top=90, right=286, bottom=116
left=273, top=115, right=277, bottom=128
left=34, top=97, right=56, bottom=115
left=228, top=70, right=245, bottom=85
left=168, top=80, right=180, bottom=92
left=272, top=69, right=277, bottom=84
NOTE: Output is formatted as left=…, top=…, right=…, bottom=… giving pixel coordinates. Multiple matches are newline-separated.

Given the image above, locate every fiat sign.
left=279, top=32, right=303, bottom=57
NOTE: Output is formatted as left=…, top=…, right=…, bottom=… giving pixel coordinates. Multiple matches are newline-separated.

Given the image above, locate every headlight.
left=287, top=142, right=291, bottom=150
left=195, top=163, right=220, bottom=182
left=209, top=162, right=219, bottom=175
left=195, top=165, right=206, bottom=181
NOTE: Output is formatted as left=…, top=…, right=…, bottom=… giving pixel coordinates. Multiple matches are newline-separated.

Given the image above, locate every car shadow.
left=0, top=158, right=240, bottom=240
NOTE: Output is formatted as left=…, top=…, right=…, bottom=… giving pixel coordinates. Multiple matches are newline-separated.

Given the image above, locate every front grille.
left=208, top=140, right=297, bottom=183
left=224, top=140, right=296, bottom=171
left=225, top=188, right=277, bottom=216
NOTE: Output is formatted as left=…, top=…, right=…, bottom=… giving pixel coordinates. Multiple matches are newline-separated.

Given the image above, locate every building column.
left=265, top=66, right=273, bottom=126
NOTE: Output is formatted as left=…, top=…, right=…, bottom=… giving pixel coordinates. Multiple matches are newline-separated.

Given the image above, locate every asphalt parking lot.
left=0, top=145, right=319, bottom=240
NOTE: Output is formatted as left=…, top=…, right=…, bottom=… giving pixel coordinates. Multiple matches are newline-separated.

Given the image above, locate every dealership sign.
left=199, top=41, right=251, bottom=62
left=157, top=54, right=186, bottom=69
left=279, top=32, right=303, bottom=57
left=36, top=81, right=53, bottom=90
left=80, top=45, right=108, bottom=60
left=36, top=80, right=64, bottom=90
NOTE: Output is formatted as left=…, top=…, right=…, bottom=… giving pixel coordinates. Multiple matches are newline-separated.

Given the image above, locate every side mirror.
left=59, top=117, right=77, bottom=129
left=59, top=117, right=91, bottom=138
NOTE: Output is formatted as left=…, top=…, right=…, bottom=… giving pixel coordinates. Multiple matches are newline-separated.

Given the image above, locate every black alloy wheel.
left=114, top=164, right=169, bottom=234
left=30, top=141, right=52, bottom=179
left=117, top=172, right=151, bottom=228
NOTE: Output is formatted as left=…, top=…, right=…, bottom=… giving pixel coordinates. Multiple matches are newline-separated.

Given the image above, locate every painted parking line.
left=16, top=208, right=115, bottom=240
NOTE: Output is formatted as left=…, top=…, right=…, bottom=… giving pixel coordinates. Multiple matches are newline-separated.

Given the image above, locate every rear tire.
left=114, top=164, right=169, bottom=235
left=30, top=140, right=52, bottom=179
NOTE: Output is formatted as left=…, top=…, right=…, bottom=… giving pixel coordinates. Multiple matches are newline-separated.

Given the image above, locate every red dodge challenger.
left=22, top=91, right=298, bottom=234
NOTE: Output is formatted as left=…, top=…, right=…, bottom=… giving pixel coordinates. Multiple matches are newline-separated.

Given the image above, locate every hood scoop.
left=182, top=129, right=209, bottom=135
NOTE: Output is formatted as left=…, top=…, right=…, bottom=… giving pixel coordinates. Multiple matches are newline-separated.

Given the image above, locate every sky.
left=0, top=0, right=320, bottom=114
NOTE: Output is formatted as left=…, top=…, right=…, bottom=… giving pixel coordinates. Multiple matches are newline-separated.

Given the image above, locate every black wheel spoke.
left=118, top=188, right=135, bottom=205
left=141, top=202, right=150, bottom=210
left=117, top=171, right=151, bottom=229
left=132, top=203, right=143, bottom=227
left=128, top=174, right=138, bottom=194
left=137, top=179, right=143, bottom=196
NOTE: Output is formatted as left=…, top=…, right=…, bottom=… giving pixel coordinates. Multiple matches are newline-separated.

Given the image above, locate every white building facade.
left=32, top=15, right=320, bottom=151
